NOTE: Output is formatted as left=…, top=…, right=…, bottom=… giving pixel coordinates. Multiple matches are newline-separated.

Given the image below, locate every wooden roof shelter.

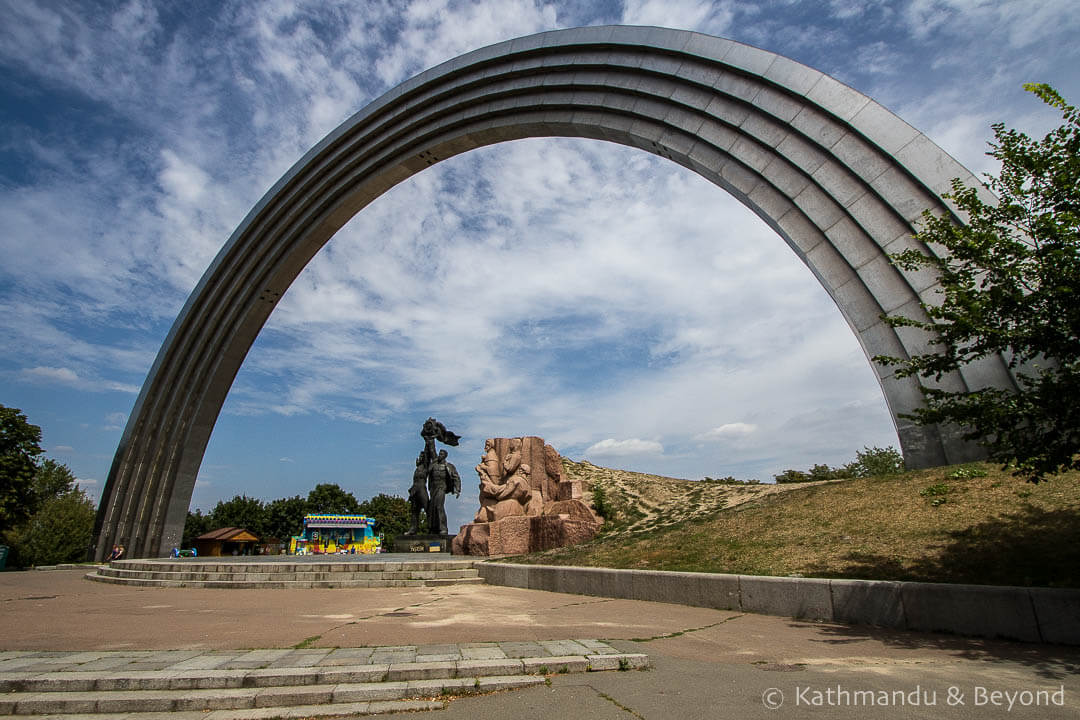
left=193, top=527, right=259, bottom=557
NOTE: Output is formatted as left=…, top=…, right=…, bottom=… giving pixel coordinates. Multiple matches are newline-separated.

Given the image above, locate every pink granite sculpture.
left=452, top=436, right=601, bottom=556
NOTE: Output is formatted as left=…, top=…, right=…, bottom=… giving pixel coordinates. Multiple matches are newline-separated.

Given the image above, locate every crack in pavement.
left=591, top=685, right=646, bottom=718
left=347, top=594, right=448, bottom=625
left=623, top=614, right=746, bottom=643
left=551, top=598, right=617, bottom=609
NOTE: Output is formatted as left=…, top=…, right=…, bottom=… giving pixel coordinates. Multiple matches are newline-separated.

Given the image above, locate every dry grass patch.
left=510, top=461, right=1080, bottom=588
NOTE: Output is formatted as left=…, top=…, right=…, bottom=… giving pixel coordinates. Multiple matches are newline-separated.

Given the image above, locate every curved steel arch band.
left=93, top=26, right=1015, bottom=560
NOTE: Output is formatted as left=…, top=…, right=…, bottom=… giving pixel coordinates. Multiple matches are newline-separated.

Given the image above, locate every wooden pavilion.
left=193, top=527, right=259, bottom=557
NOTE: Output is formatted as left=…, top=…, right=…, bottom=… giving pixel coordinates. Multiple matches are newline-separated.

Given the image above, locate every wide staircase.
left=85, top=558, right=485, bottom=589
left=0, top=641, right=649, bottom=718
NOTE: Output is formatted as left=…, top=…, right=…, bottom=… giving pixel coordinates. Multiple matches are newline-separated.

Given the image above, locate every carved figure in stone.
left=476, top=439, right=500, bottom=486
left=502, top=437, right=522, bottom=479
left=475, top=439, right=511, bottom=522
left=476, top=458, right=535, bottom=523
left=406, top=453, right=429, bottom=535
left=427, top=449, right=461, bottom=535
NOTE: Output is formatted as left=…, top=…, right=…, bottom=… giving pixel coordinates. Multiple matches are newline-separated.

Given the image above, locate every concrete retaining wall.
left=476, top=563, right=1080, bottom=645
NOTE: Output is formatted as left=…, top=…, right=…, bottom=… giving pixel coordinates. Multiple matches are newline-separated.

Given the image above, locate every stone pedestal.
left=452, top=515, right=600, bottom=556
left=393, top=534, right=455, bottom=553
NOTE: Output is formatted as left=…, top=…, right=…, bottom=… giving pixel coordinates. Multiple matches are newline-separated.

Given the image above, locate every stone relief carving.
left=453, top=436, right=601, bottom=556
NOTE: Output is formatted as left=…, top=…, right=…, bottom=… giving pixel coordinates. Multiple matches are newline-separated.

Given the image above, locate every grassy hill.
left=502, top=459, right=1080, bottom=588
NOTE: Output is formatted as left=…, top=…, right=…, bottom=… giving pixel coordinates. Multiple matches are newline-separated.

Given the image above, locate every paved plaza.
left=2, top=567, right=1077, bottom=718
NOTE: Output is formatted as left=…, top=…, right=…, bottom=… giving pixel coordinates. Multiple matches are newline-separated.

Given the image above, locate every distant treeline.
left=183, top=483, right=414, bottom=547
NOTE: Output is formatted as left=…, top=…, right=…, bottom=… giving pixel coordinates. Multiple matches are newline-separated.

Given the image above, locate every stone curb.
left=477, top=563, right=1080, bottom=645
left=0, top=676, right=547, bottom=714
left=0, top=699, right=446, bottom=719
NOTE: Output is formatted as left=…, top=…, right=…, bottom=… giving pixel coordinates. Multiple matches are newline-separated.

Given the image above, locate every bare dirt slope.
left=563, top=458, right=834, bottom=536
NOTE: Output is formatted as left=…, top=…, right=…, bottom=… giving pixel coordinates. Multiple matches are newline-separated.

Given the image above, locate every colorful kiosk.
left=290, top=514, right=381, bottom=555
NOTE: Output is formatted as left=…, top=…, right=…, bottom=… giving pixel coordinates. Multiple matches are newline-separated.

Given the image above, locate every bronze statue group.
left=407, top=418, right=462, bottom=535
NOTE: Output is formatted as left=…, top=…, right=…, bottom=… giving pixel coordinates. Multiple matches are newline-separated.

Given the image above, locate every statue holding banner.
left=404, top=417, right=461, bottom=537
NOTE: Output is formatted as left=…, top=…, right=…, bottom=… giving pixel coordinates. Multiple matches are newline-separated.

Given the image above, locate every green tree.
left=182, top=509, right=212, bottom=547
left=33, top=459, right=78, bottom=506
left=207, top=495, right=267, bottom=537
left=264, top=495, right=309, bottom=541
left=8, top=489, right=95, bottom=566
left=305, top=483, right=360, bottom=514
left=3, top=457, right=94, bottom=567
left=0, top=404, right=44, bottom=532
left=875, top=85, right=1080, bottom=481
left=357, top=493, right=411, bottom=545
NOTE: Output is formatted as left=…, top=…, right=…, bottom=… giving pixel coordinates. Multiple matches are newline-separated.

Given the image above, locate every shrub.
left=846, top=446, right=905, bottom=477
left=919, top=483, right=952, bottom=507
left=774, top=469, right=811, bottom=483
left=591, top=484, right=610, bottom=519
left=947, top=465, right=989, bottom=479
left=702, top=476, right=759, bottom=485
left=809, top=464, right=854, bottom=481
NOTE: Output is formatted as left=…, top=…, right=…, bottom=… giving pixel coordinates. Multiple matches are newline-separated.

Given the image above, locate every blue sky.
left=2, top=0, right=1077, bottom=534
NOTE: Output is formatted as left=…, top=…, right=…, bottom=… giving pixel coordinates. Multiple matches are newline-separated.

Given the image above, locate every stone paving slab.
left=496, top=642, right=547, bottom=658
left=459, top=646, right=505, bottom=660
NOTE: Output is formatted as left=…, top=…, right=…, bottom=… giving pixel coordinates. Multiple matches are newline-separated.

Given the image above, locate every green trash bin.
left=0, top=545, right=8, bottom=570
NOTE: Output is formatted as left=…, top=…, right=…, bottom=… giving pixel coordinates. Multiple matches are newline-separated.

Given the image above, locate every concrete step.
left=0, top=643, right=650, bottom=716
left=0, top=654, right=647, bottom=694
left=85, top=559, right=485, bottom=588
left=0, top=675, right=544, bottom=715
left=110, top=560, right=478, bottom=573
left=93, top=568, right=480, bottom=582
left=83, top=572, right=485, bottom=589
left=0, top=699, right=446, bottom=719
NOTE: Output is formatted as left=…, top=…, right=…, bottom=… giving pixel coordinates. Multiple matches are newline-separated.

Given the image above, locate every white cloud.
left=585, top=438, right=665, bottom=457
left=104, top=412, right=128, bottom=431
left=369, top=0, right=558, bottom=87
left=19, top=367, right=140, bottom=394
left=53, top=445, right=75, bottom=453
left=696, top=423, right=758, bottom=441
left=158, top=150, right=210, bottom=206
left=22, top=366, right=81, bottom=386
left=621, top=0, right=733, bottom=35
left=901, top=0, right=1080, bottom=49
